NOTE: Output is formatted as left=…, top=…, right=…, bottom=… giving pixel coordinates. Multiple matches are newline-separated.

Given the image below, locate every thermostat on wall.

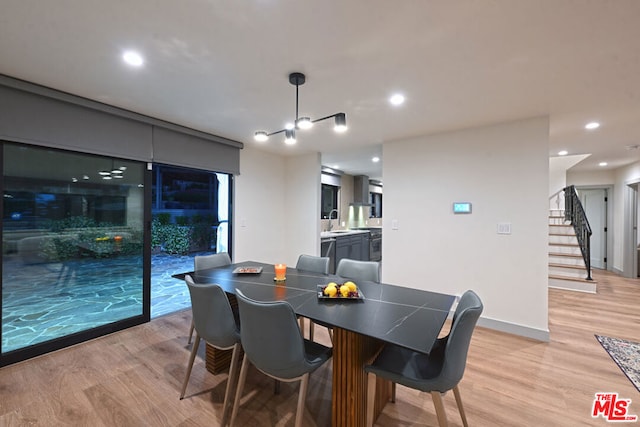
left=453, top=202, right=472, bottom=214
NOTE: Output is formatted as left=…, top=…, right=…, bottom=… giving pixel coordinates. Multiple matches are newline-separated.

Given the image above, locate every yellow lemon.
left=325, top=286, right=338, bottom=297
left=345, top=281, right=357, bottom=292
left=340, top=285, right=350, bottom=297
left=327, top=282, right=338, bottom=288
left=324, top=283, right=336, bottom=294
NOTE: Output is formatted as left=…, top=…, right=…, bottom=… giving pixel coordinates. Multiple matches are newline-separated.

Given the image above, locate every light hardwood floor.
left=1, top=269, right=638, bottom=426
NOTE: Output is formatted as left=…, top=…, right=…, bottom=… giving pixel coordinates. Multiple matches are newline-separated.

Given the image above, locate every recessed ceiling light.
left=372, top=157, right=380, bottom=163
left=123, top=50, right=144, bottom=67
left=558, top=150, right=568, bottom=156
left=585, top=122, right=600, bottom=130
left=389, top=94, right=405, bottom=106
left=599, top=162, right=608, bottom=167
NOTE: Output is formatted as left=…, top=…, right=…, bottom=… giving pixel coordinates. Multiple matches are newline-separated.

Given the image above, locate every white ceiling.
left=2, top=1, right=640, bottom=182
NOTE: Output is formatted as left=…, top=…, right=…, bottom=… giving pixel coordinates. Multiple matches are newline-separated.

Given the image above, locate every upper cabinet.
left=369, top=181, right=383, bottom=218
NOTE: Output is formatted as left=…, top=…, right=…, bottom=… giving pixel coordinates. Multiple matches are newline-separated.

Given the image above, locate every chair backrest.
left=439, top=290, right=483, bottom=390
left=235, top=289, right=312, bottom=379
left=295, top=254, right=330, bottom=275
left=185, top=275, right=239, bottom=348
left=336, top=258, right=380, bottom=283
left=194, top=252, right=231, bottom=271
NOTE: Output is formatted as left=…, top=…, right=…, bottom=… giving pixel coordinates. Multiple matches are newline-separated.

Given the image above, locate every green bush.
left=151, top=218, right=165, bottom=248
left=40, top=236, right=79, bottom=261
left=163, top=225, right=191, bottom=255
left=156, top=213, right=171, bottom=225
left=175, top=216, right=190, bottom=226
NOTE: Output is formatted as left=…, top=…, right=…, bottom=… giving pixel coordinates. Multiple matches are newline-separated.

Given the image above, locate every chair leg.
left=366, top=372, right=376, bottom=427
left=327, top=327, right=333, bottom=344
left=180, top=333, right=200, bottom=399
left=431, top=391, right=449, bottom=427
left=309, top=321, right=315, bottom=341
left=187, top=318, right=195, bottom=345
left=390, top=382, right=396, bottom=403
left=221, top=343, right=241, bottom=426
left=294, top=373, right=310, bottom=427
left=229, top=355, right=250, bottom=427
left=452, top=385, right=468, bottom=427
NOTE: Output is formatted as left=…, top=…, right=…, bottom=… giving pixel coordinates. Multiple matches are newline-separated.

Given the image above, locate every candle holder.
left=274, top=263, right=287, bottom=281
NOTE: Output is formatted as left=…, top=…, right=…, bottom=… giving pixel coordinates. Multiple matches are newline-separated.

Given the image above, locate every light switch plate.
left=391, top=219, right=399, bottom=230
left=497, top=223, right=511, bottom=234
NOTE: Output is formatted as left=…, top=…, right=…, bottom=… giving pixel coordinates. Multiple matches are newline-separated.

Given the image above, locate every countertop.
left=320, top=229, right=370, bottom=239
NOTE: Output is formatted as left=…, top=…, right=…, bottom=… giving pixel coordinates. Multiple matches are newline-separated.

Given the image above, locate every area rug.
left=595, top=335, right=640, bottom=392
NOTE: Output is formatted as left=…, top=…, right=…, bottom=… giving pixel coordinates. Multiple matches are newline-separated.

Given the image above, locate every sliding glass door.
left=1, top=142, right=148, bottom=361
left=150, top=164, right=232, bottom=318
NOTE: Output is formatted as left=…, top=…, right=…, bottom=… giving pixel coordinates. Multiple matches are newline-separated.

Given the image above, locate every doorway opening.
left=576, top=187, right=609, bottom=271
left=150, top=164, right=232, bottom=318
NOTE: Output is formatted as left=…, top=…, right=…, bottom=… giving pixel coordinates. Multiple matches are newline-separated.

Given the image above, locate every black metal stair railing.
left=564, top=185, right=593, bottom=280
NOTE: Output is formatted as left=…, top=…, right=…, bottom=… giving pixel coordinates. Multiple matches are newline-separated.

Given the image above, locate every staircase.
left=548, top=209, right=597, bottom=293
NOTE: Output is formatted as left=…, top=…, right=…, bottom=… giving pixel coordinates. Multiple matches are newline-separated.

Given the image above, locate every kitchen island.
left=321, top=229, right=370, bottom=273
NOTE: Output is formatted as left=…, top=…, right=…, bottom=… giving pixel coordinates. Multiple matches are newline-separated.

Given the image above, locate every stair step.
left=549, top=242, right=580, bottom=247
left=548, top=273, right=595, bottom=282
left=549, top=262, right=585, bottom=270
left=549, top=252, right=583, bottom=258
left=549, top=275, right=597, bottom=293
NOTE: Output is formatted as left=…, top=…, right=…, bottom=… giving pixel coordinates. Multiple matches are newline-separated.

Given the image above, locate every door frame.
left=623, top=180, right=639, bottom=278
left=576, top=185, right=613, bottom=272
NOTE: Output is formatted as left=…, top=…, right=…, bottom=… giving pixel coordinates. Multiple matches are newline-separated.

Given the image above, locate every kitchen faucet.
left=328, top=209, right=339, bottom=231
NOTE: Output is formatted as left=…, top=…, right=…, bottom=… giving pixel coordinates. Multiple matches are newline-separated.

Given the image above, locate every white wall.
left=383, top=117, right=550, bottom=340
left=234, top=146, right=321, bottom=267
left=567, top=169, right=616, bottom=187
left=284, top=153, right=322, bottom=264
left=234, top=147, right=287, bottom=264
left=549, top=154, right=590, bottom=196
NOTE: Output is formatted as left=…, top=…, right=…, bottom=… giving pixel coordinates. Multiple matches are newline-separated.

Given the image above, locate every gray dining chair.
left=296, top=254, right=330, bottom=275
left=187, top=252, right=232, bottom=344
left=364, top=290, right=483, bottom=427
left=295, top=254, right=331, bottom=342
left=336, top=258, right=380, bottom=283
left=229, top=289, right=332, bottom=427
left=180, top=275, right=241, bottom=427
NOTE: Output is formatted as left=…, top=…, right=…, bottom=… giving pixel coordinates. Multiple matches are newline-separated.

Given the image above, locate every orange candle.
left=274, top=263, right=287, bottom=280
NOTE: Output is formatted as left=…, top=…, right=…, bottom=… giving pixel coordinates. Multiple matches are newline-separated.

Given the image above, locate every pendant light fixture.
left=254, top=72, right=347, bottom=144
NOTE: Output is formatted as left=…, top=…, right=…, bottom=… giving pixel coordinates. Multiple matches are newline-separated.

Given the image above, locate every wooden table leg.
left=205, top=345, right=233, bottom=374
left=205, top=294, right=238, bottom=374
left=332, top=327, right=390, bottom=427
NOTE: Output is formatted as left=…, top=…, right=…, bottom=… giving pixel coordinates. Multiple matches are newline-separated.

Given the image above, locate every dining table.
left=174, top=260, right=455, bottom=427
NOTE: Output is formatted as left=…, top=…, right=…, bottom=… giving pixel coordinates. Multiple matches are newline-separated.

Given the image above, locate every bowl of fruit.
left=317, top=281, right=364, bottom=301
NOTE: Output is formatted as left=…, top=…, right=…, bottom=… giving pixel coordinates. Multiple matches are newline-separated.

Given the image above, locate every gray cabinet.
left=335, top=236, right=351, bottom=268
left=334, top=233, right=369, bottom=271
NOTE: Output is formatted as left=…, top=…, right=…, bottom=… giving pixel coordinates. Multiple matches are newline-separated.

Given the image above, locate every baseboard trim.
left=476, top=316, right=550, bottom=342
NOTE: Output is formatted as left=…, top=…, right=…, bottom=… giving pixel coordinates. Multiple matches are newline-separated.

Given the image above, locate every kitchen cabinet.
left=334, top=233, right=368, bottom=272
